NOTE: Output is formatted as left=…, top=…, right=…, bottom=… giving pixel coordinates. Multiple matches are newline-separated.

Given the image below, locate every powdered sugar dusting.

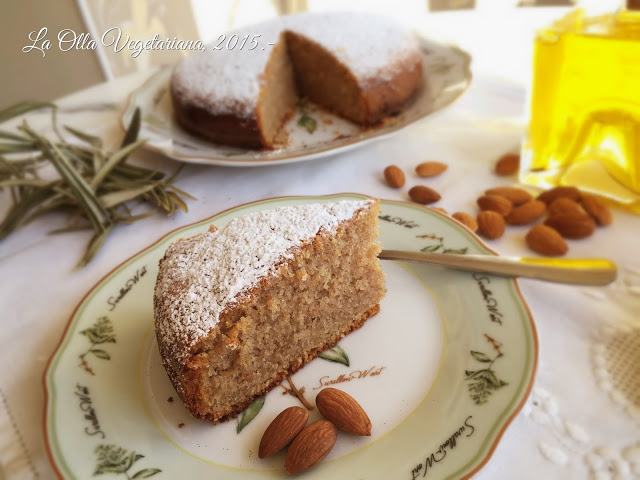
left=154, top=199, right=374, bottom=364
left=171, top=11, right=418, bottom=117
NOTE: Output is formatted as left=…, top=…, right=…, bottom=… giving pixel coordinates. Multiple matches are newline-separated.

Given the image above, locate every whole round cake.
left=170, top=12, right=423, bottom=148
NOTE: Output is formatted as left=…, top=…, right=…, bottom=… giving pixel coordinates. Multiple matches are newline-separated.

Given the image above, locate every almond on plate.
left=525, top=224, right=568, bottom=256
left=409, top=185, right=441, bottom=204
left=286, top=420, right=337, bottom=475
left=416, top=161, right=448, bottom=177
left=477, top=194, right=513, bottom=217
left=477, top=211, right=506, bottom=239
left=485, top=186, right=532, bottom=206
left=384, top=165, right=405, bottom=188
left=316, top=388, right=371, bottom=436
left=259, top=406, right=309, bottom=459
left=506, top=200, right=547, bottom=225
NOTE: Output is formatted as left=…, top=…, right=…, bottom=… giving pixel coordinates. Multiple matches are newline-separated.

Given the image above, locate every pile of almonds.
left=382, top=153, right=613, bottom=257
left=474, top=184, right=611, bottom=256
left=259, top=388, right=371, bottom=474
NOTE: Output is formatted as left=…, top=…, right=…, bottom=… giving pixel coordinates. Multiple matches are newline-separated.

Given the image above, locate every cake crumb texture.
left=154, top=199, right=385, bottom=421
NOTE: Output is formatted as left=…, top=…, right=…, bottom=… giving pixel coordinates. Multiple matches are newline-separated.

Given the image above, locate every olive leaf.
left=0, top=100, right=56, bottom=124
left=0, top=102, right=194, bottom=267
left=64, top=125, right=103, bottom=148
left=297, top=114, right=317, bottom=134
left=237, top=397, right=265, bottom=433
left=319, top=345, right=350, bottom=367
left=421, top=244, right=441, bottom=253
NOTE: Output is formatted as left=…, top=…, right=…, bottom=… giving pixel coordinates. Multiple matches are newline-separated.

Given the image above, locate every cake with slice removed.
left=170, top=12, right=423, bottom=148
left=153, top=199, right=385, bottom=421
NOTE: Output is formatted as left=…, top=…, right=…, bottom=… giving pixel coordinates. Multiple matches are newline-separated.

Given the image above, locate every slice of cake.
left=170, top=12, right=423, bottom=149
left=153, top=199, right=385, bottom=421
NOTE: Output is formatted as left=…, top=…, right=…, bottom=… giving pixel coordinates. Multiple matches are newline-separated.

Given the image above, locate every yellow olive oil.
left=522, top=9, right=640, bottom=213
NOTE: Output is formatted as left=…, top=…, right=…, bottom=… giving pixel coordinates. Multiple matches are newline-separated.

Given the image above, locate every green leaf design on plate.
left=237, top=397, right=265, bottom=433
left=79, top=317, right=116, bottom=375
left=93, top=445, right=160, bottom=478
left=297, top=114, right=317, bottom=134
left=466, top=335, right=508, bottom=405
left=91, top=349, right=110, bottom=360
left=319, top=345, right=350, bottom=366
left=418, top=233, right=467, bottom=256
left=132, top=468, right=162, bottom=478
left=443, top=247, right=468, bottom=254
left=485, top=370, right=502, bottom=388
left=470, top=351, right=491, bottom=363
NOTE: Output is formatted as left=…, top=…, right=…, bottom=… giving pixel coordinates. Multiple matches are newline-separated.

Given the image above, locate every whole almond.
left=452, top=212, right=478, bottom=232
left=258, top=406, right=309, bottom=459
left=383, top=165, right=405, bottom=188
left=581, top=193, right=612, bottom=226
left=477, top=211, right=505, bottom=239
left=494, top=152, right=520, bottom=176
left=416, top=161, right=448, bottom=177
left=316, top=388, right=371, bottom=436
left=548, top=197, right=584, bottom=217
left=525, top=225, right=568, bottom=256
left=286, top=420, right=337, bottom=475
left=537, top=186, right=581, bottom=205
left=506, top=200, right=547, bottom=225
left=477, top=194, right=513, bottom=216
left=409, top=185, right=441, bottom=204
left=545, top=213, right=596, bottom=239
left=485, top=186, right=533, bottom=206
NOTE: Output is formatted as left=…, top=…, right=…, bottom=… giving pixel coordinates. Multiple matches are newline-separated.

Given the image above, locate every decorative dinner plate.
left=120, top=37, right=472, bottom=166
left=44, top=194, right=537, bottom=479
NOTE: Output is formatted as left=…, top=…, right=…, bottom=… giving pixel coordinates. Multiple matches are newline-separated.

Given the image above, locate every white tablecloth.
left=1, top=67, right=639, bottom=479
